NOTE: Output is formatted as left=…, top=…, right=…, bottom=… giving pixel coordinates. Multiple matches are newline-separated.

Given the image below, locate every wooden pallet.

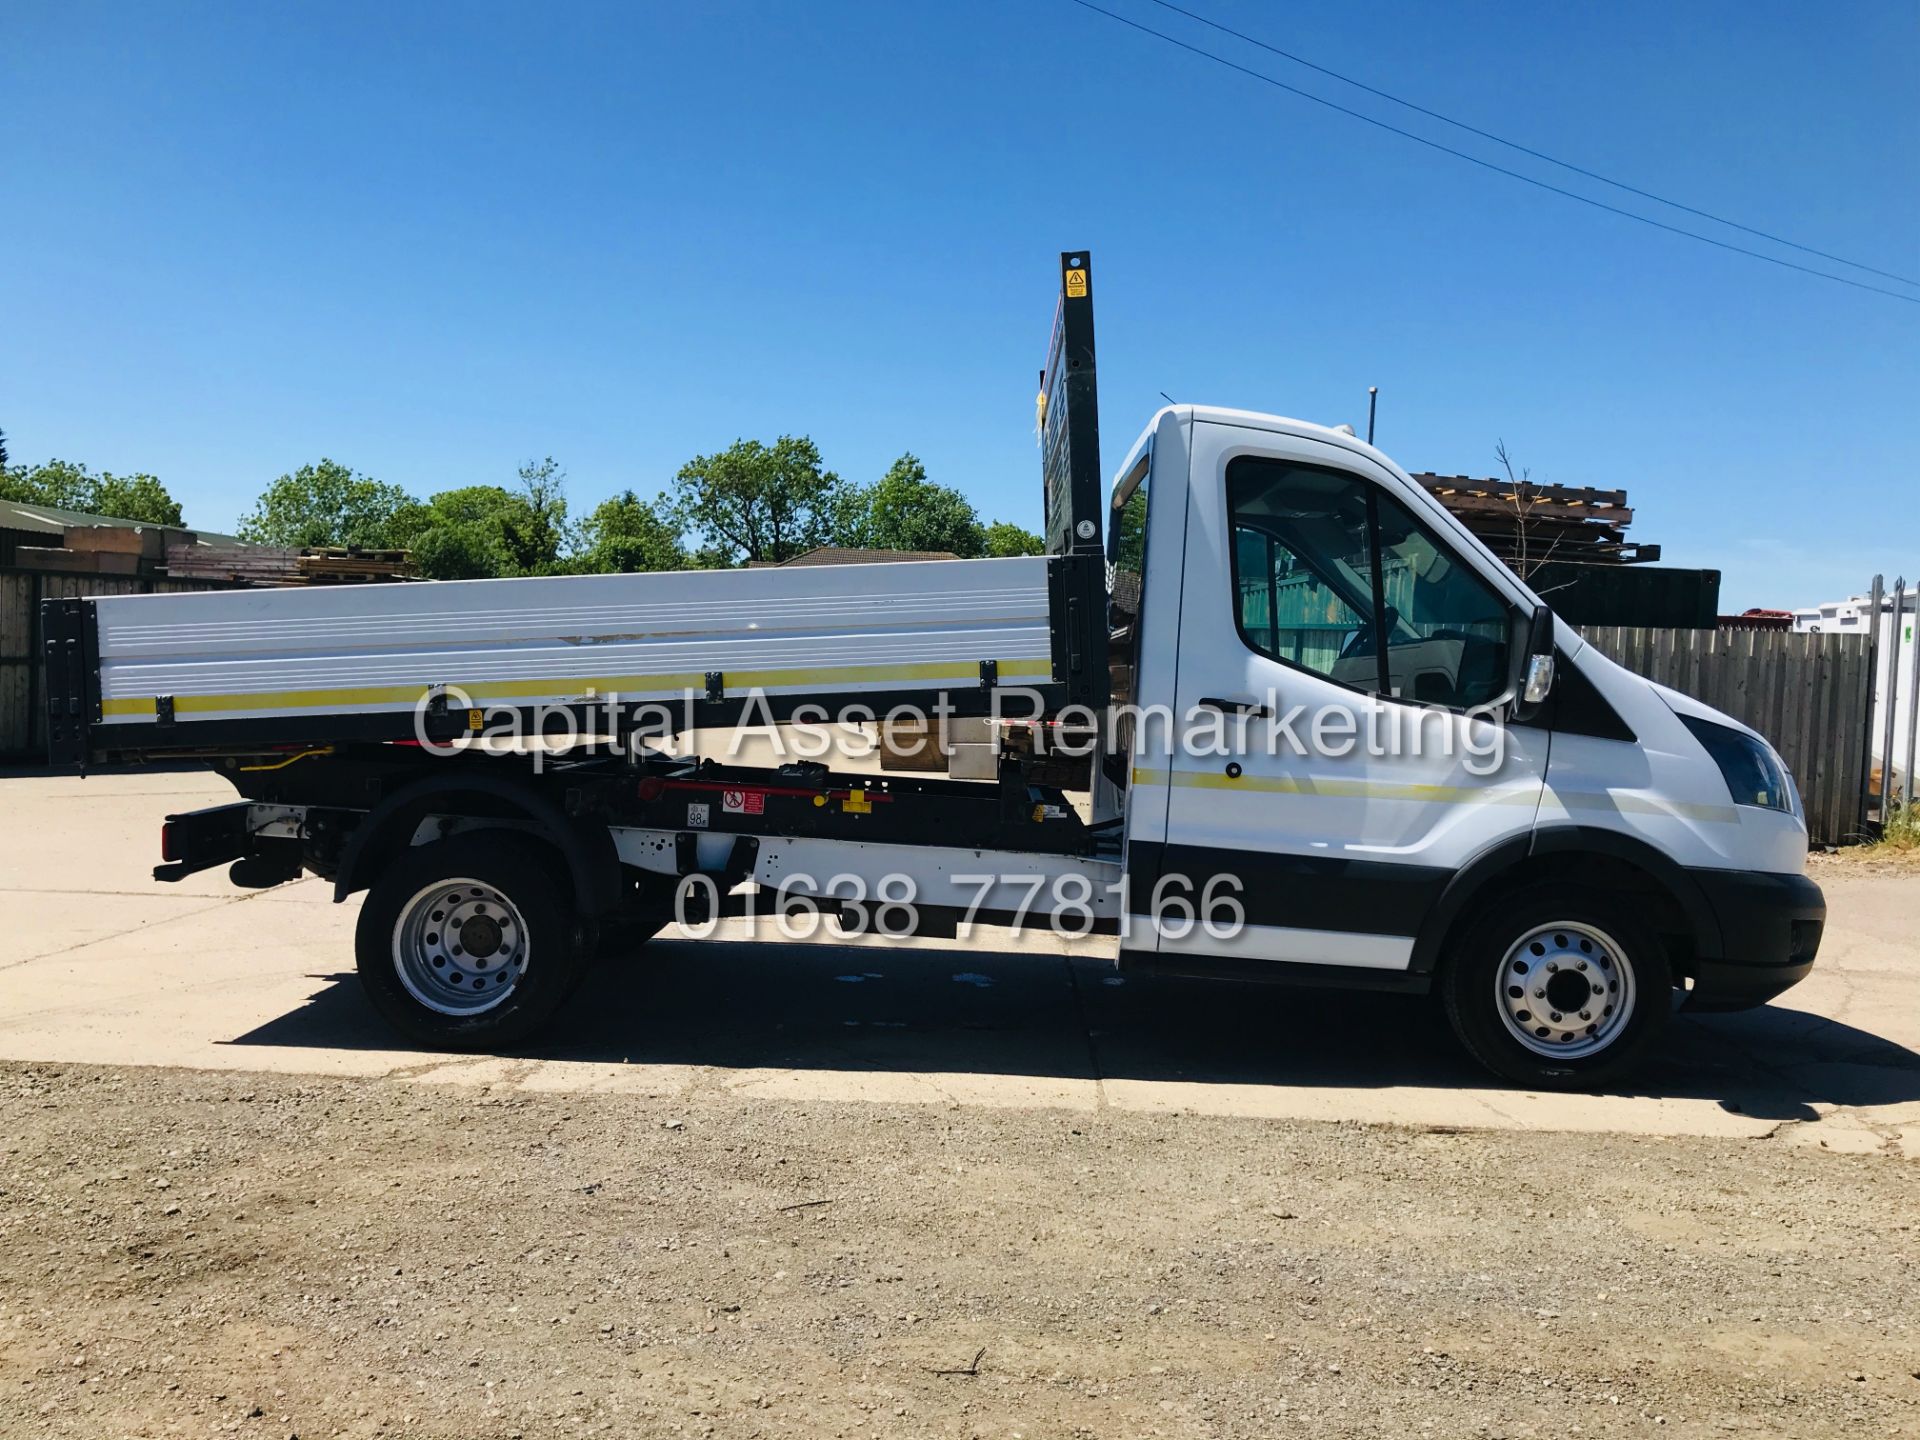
left=165, top=544, right=415, bottom=585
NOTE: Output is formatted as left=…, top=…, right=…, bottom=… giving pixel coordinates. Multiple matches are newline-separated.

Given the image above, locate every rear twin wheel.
left=1440, top=884, right=1672, bottom=1088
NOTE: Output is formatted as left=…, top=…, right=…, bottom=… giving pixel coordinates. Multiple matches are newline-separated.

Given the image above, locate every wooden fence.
left=1579, top=626, right=1873, bottom=846
left=0, top=570, right=234, bottom=761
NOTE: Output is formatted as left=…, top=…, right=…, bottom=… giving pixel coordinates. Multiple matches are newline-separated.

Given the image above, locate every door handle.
left=1198, top=696, right=1272, bottom=718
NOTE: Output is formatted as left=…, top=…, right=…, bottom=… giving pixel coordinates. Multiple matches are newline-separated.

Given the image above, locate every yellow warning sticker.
left=468, top=708, right=484, bottom=731
left=1065, top=268, right=1088, bottom=298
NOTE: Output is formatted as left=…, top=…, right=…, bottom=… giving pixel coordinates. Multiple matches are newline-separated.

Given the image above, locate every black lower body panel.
left=1118, top=948, right=1431, bottom=994
left=1683, top=867, right=1825, bottom=1011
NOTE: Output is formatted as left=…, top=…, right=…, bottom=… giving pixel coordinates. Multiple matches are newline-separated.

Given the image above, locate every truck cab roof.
left=1114, top=404, right=1403, bottom=496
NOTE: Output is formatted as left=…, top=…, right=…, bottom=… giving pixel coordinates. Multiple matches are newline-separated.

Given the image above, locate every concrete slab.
left=0, top=766, right=237, bottom=897
left=0, top=890, right=234, bottom=965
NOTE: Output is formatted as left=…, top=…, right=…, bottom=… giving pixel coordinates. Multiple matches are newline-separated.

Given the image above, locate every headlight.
left=1679, top=715, right=1797, bottom=816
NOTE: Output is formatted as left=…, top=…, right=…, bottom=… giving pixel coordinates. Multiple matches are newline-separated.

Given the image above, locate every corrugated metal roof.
left=0, top=499, right=241, bottom=547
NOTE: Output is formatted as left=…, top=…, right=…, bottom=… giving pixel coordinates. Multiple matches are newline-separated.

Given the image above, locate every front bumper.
left=1683, top=867, right=1825, bottom=1011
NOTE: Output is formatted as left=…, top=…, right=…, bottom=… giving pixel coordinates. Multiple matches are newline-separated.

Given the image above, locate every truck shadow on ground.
left=229, top=938, right=1920, bottom=1122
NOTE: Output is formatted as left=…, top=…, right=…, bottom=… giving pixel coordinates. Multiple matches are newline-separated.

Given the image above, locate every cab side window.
left=1227, top=457, right=1511, bottom=710
left=1371, top=489, right=1511, bottom=708
left=1229, top=466, right=1378, bottom=689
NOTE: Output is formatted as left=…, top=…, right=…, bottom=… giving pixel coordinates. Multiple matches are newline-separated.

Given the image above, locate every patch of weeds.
left=1875, top=798, right=1920, bottom=852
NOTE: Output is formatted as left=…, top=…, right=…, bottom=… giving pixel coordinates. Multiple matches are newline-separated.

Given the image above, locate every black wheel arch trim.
left=1409, top=825, right=1723, bottom=974
left=332, top=772, right=624, bottom=920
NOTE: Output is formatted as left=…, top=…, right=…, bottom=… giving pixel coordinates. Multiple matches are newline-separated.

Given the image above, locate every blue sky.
left=3, top=0, right=1914, bottom=609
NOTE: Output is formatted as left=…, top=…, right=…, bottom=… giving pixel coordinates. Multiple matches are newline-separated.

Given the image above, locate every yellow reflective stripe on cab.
left=1129, top=766, right=1737, bottom=823
left=1130, top=766, right=1536, bottom=806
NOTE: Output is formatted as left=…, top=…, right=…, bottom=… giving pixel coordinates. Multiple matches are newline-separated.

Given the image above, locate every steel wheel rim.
left=1495, top=920, right=1635, bottom=1059
left=392, top=877, right=529, bottom=1017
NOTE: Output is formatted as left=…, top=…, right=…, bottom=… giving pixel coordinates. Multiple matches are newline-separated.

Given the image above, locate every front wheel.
left=355, top=832, right=589, bottom=1050
left=1440, top=884, right=1672, bottom=1089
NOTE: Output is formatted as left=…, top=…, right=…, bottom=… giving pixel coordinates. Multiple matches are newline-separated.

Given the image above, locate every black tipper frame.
left=1040, top=249, right=1111, bottom=716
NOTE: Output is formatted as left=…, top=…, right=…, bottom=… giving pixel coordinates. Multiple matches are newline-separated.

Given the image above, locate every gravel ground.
left=1, top=1063, right=1915, bottom=1440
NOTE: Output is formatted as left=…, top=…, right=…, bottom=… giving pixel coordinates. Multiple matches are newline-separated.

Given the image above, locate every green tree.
left=983, top=520, right=1045, bottom=557
left=395, top=466, right=573, bottom=582
left=856, top=453, right=986, bottom=557
left=86, top=473, right=186, bottom=527
left=509, top=458, right=572, bottom=573
left=576, top=490, right=687, bottom=574
left=0, top=458, right=184, bottom=525
left=670, top=436, right=850, bottom=566
left=825, top=482, right=875, bottom=550
left=2, top=458, right=92, bottom=510
left=239, top=459, right=415, bottom=548
left=393, top=488, right=517, bottom=580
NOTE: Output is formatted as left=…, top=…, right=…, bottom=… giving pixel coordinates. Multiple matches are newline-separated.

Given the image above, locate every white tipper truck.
left=43, top=251, right=1823, bottom=1088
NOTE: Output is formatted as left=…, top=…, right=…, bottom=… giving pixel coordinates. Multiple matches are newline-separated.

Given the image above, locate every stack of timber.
left=164, top=544, right=415, bottom=586
left=1412, top=474, right=1658, bottom=567
left=296, top=547, right=416, bottom=583
left=11, top=524, right=196, bottom=578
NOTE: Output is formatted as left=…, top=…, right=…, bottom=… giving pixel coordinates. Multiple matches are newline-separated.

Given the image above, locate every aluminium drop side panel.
left=88, top=557, right=1055, bottom=739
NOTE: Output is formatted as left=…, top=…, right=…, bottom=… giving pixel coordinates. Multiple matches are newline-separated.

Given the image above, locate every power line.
left=1143, top=0, right=1919, bottom=289
left=1064, top=0, right=1920, bottom=306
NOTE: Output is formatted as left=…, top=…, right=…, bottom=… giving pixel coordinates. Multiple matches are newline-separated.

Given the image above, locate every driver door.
left=1143, top=420, right=1546, bottom=972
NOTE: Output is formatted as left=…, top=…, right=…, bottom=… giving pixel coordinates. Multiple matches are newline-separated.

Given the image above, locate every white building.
left=1795, top=588, right=1918, bottom=803
left=1793, top=593, right=1879, bottom=633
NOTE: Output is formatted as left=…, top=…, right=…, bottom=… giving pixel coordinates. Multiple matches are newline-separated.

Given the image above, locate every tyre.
left=354, top=832, right=589, bottom=1050
left=1439, top=883, right=1672, bottom=1089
